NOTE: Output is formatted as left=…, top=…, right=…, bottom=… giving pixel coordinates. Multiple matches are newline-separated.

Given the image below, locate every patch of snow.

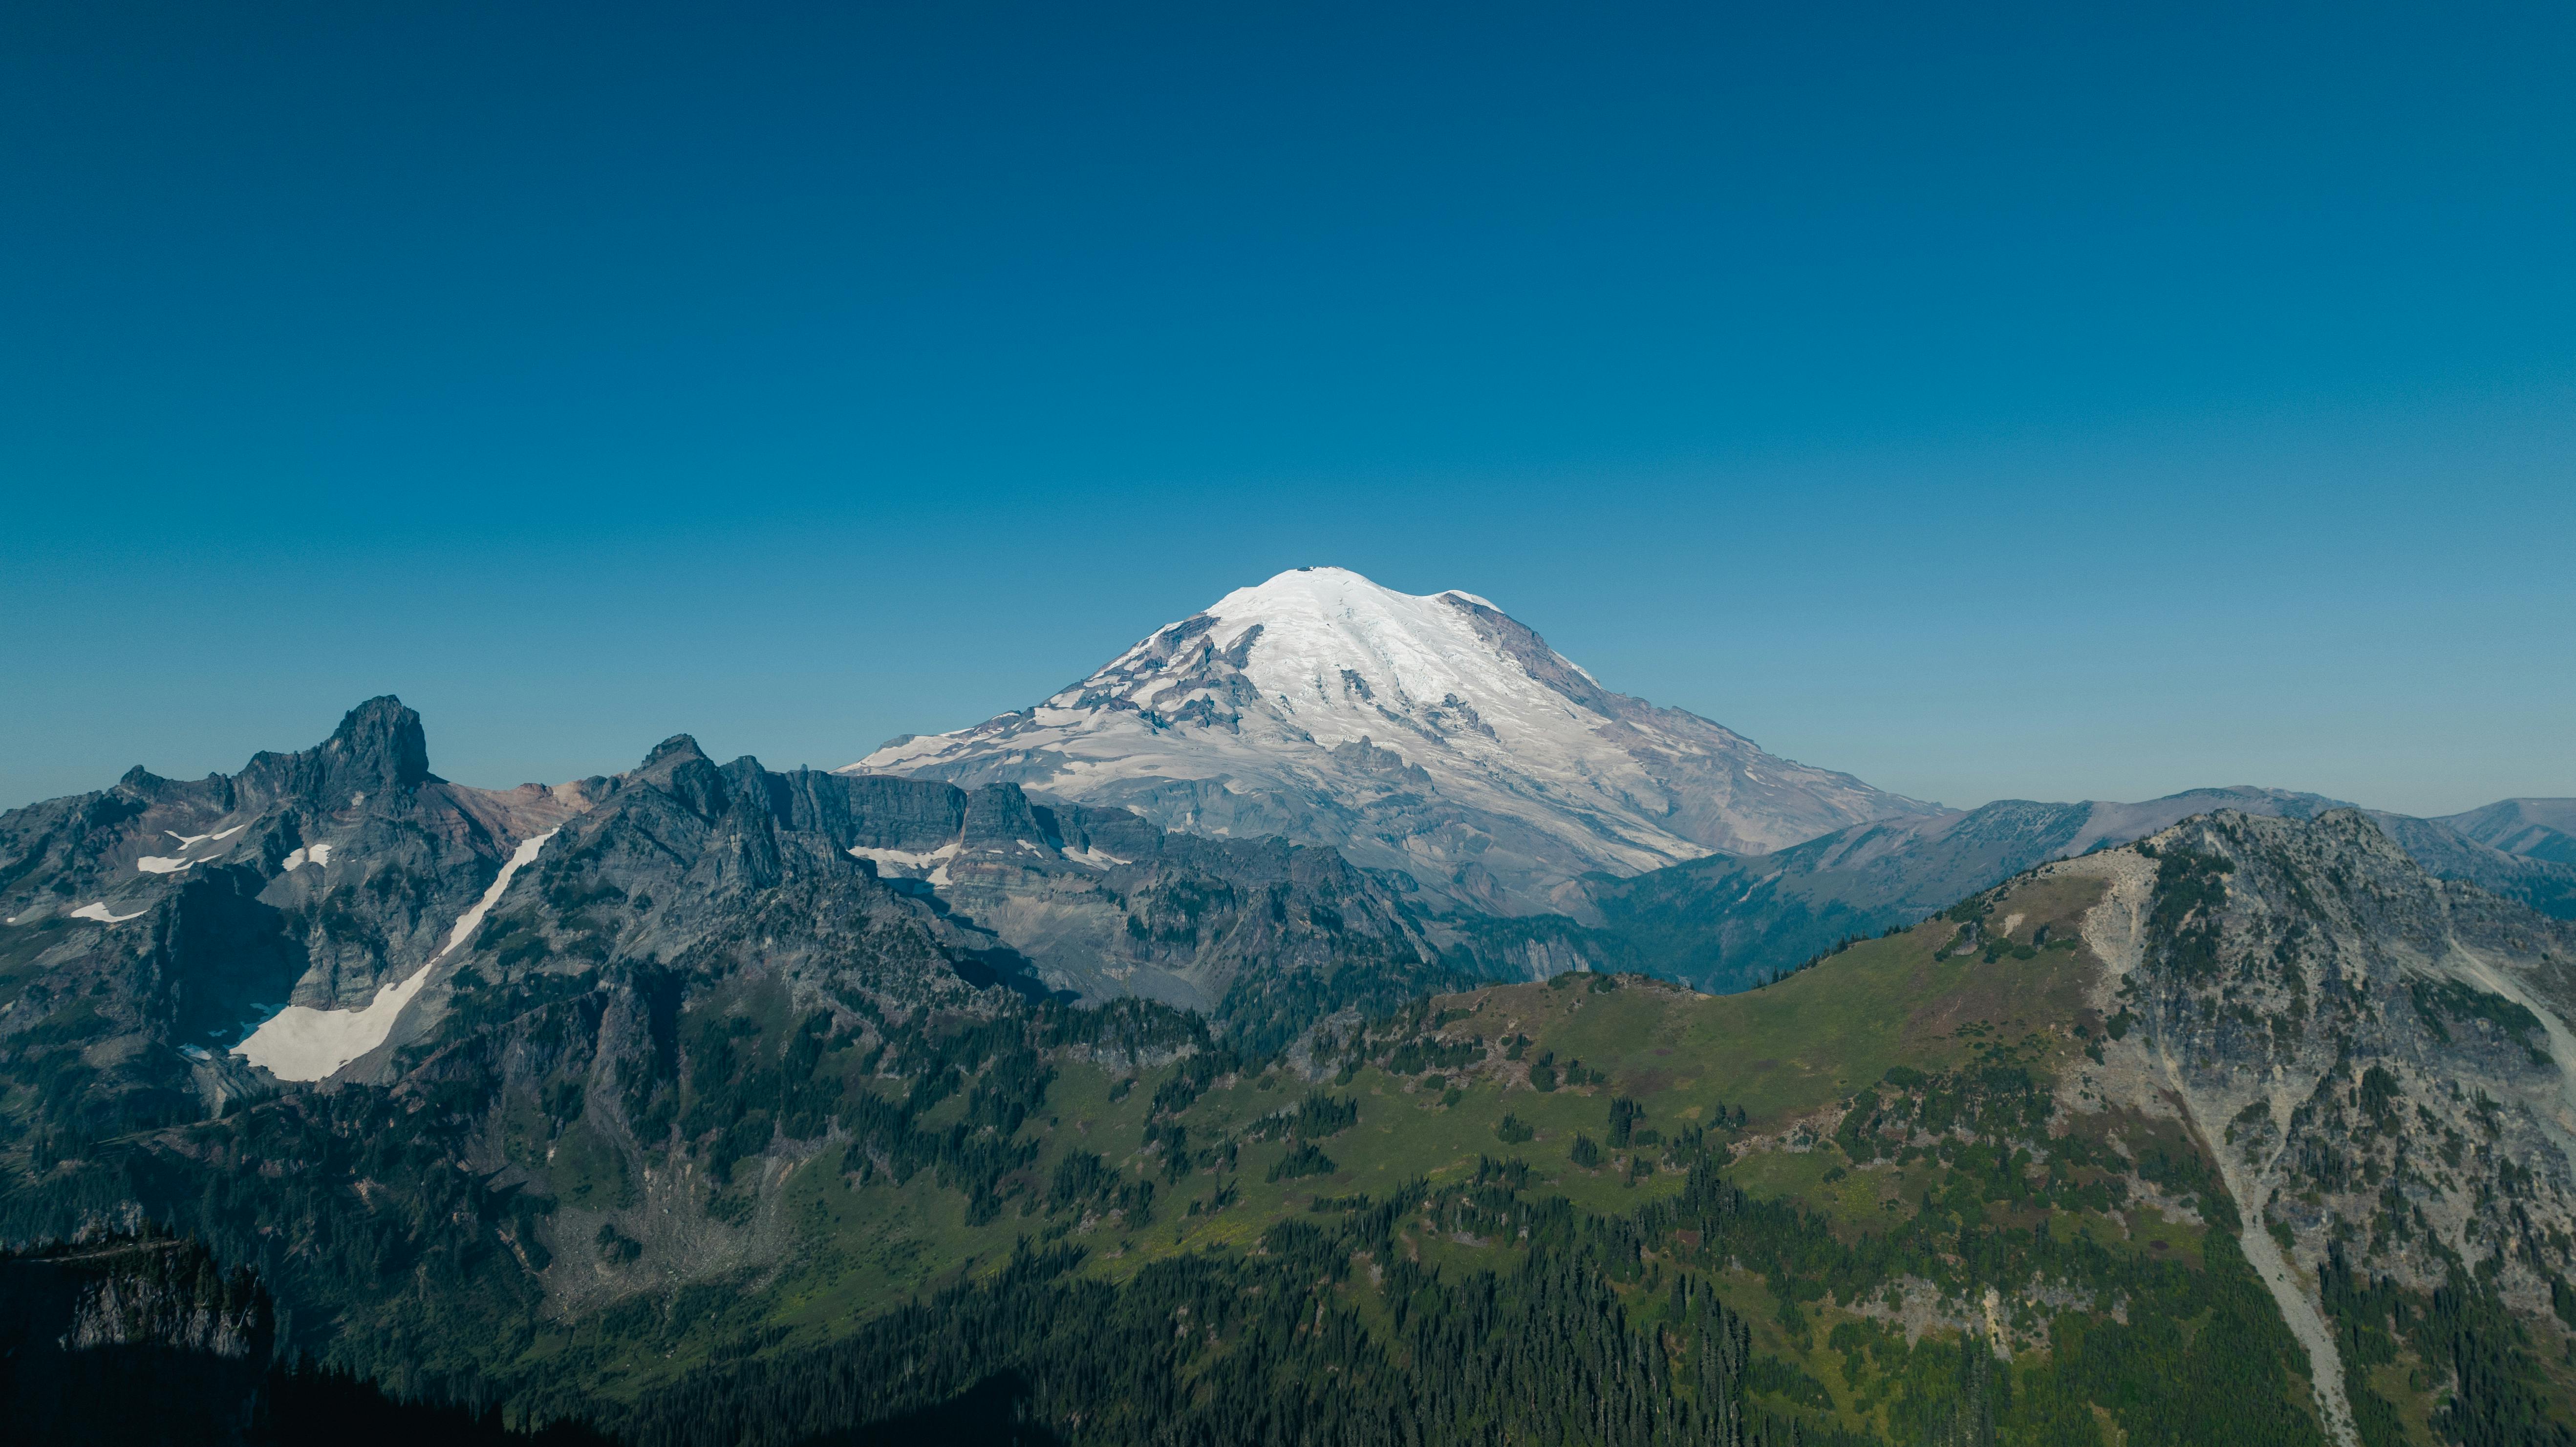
left=234, top=830, right=556, bottom=1082
left=433, top=829, right=557, bottom=960
left=855, top=733, right=969, bottom=769
left=232, top=959, right=441, bottom=1081
left=71, top=902, right=149, bottom=924
left=136, top=855, right=197, bottom=874
left=281, top=842, right=335, bottom=872
left=350, top=792, right=365, bottom=808
left=1063, top=846, right=1131, bottom=869
left=849, top=842, right=961, bottom=872
left=153, top=823, right=246, bottom=857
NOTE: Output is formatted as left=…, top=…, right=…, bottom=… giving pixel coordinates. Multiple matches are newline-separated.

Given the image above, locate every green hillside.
left=446, top=865, right=2332, bottom=1444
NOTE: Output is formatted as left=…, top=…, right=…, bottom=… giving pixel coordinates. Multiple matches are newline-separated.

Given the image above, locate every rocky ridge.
left=2437, top=799, right=2576, bottom=866
left=0, top=698, right=597, bottom=1120
left=0, top=700, right=1454, bottom=1115
left=2051, top=809, right=2576, bottom=1446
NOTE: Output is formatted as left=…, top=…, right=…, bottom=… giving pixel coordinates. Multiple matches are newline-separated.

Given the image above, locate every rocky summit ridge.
left=0, top=697, right=1457, bottom=1125
left=844, top=566, right=1938, bottom=914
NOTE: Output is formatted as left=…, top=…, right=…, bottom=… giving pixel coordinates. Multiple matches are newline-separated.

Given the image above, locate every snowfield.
left=236, top=829, right=556, bottom=1082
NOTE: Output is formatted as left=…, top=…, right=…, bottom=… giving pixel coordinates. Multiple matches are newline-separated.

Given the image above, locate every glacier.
left=848, top=567, right=1933, bottom=912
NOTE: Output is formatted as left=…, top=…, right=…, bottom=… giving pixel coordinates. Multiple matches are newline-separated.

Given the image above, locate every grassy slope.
left=514, top=865, right=2274, bottom=1443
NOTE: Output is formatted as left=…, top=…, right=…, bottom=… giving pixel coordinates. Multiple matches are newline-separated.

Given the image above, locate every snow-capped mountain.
left=843, top=567, right=1938, bottom=912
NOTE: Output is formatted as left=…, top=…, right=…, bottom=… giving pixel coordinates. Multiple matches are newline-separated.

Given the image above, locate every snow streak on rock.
left=235, top=830, right=556, bottom=1082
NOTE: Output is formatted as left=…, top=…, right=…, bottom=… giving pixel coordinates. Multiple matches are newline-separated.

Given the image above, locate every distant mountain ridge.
left=1463, top=786, right=2576, bottom=992
left=2435, top=797, right=2576, bottom=865
left=843, top=566, right=1938, bottom=913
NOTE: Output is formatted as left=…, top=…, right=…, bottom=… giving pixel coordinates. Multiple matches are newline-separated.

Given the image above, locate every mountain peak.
left=1106, top=566, right=1602, bottom=746
left=228, top=696, right=436, bottom=807
left=641, top=734, right=708, bottom=769
left=326, top=696, right=433, bottom=791
left=846, top=568, right=1934, bottom=910
left=1204, top=564, right=1490, bottom=620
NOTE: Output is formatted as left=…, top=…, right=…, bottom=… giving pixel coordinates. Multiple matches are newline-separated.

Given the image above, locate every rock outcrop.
left=2057, top=810, right=2576, bottom=1446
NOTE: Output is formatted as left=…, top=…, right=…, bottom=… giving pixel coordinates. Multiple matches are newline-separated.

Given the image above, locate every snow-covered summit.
left=847, top=567, right=1934, bottom=912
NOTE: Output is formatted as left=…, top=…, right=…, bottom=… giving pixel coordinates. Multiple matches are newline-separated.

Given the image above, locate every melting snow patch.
left=235, top=829, right=556, bottom=1082
left=281, top=842, right=336, bottom=872
left=211, top=824, right=246, bottom=841
left=432, top=830, right=556, bottom=959
left=136, top=855, right=197, bottom=874
left=849, top=843, right=961, bottom=872
left=166, top=830, right=213, bottom=848
left=72, top=902, right=148, bottom=924
left=231, top=962, right=441, bottom=1081
left=1063, top=846, right=1132, bottom=870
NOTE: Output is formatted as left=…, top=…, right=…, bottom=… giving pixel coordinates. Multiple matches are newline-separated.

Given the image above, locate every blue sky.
left=3, top=1, right=2570, bottom=817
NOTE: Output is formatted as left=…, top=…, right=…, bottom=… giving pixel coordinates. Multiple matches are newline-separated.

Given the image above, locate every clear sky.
left=3, top=1, right=2571, bottom=818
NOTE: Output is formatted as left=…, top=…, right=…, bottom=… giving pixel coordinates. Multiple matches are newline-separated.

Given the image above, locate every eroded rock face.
left=2058, top=810, right=2576, bottom=1445
left=2123, top=811, right=2574, bottom=1302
